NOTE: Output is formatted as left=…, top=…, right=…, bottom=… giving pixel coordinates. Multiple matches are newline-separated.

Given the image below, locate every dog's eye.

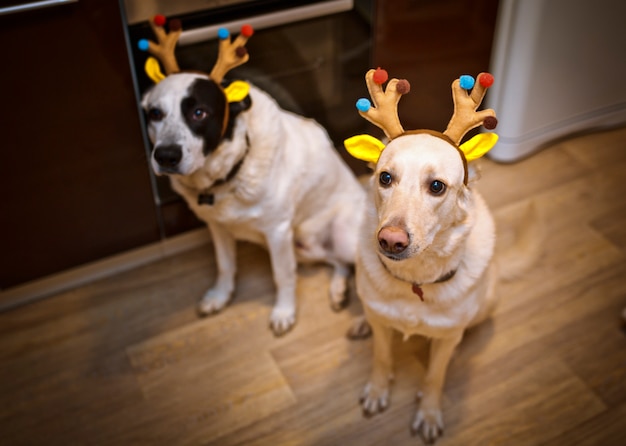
left=379, top=171, right=392, bottom=186
left=429, top=180, right=446, bottom=195
left=192, top=108, right=208, bottom=120
left=148, top=108, right=163, bottom=122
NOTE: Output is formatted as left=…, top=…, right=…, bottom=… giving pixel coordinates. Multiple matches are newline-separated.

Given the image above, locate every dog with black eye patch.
left=139, top=18, right=364, bottom=336
left=343, top=68, right=530, bottom=443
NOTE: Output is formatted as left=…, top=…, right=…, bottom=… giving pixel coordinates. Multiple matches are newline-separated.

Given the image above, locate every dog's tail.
left=494, top=200, right=545, bottom=281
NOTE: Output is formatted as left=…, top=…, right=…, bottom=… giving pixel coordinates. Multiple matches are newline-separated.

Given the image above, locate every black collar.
left=378, top=255, right=457, bottom=302
left=197, top=137, right=249, bottom=206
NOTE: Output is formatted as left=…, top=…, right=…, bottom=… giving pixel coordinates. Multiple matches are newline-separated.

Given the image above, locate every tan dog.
left=345, top=69, right=503, bottom=442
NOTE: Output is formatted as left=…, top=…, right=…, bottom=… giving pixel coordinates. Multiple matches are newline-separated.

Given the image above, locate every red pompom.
left=169, top=18, right=182, bottom=31
left=396, top=79, right=411, bottom=95
left=484, top=116, right=498, bottom=130
left=241, top=24, right=254, bottom=37
left=153, top=14, right=166, bottom=26
left=373, top=67, right=388, bottom=85
left=479, top=73, right=494, bottom=88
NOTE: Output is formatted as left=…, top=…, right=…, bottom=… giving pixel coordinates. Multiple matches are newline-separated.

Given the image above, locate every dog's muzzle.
left=154, top=144, right=183, bottom=172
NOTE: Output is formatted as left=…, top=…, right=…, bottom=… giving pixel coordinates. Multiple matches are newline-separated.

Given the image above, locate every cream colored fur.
left=355, top=133, right=500, bottom=442
left=142, top=73, right=365, bottom=335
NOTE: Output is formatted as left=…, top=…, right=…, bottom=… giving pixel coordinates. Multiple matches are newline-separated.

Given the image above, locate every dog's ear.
left=459, top=133, right=499, bottom=161
left=455, top=182, right=472, bottom=224
left=466, top=161, right=483, bottom=185
left=226, top=82, right=252, bottom=116
left=140, top=85, right=155, bottom=110
left=224, top=80, right=249, bottom=103
left=228, top=93, right=252, bottom=116
left=344, top=134, right=385, bottom=164
left=222, top=79, right=252, bottom=116
left=221, top=80, right=252, bottom=140
left=144, top=57, right=166, bottom=83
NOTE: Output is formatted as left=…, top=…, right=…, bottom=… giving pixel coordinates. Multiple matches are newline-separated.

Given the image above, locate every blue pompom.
left=356, top=98, right=371, bottom=112
left=459, top=75, right=475, bottom=90
left=217, top=28, right=230, bottom=40
left=138, top=39, right=150, bottom=51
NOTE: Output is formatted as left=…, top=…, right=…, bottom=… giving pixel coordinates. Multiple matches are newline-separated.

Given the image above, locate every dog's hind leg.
left=329, top=260, right=350, bottom=311
left=293, top=233, right=350, bottom=312
left=265, top=222, right=298, bottom=336
left=327, top=210, right=361, bottom=311
left=347, top=315, right=372, bottom=339
left=198, top=222, right=237, bottom=316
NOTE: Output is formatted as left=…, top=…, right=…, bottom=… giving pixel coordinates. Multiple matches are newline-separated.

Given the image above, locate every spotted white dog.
left=142, top=73, right=364, bottom=335
left=139, top=19, right=364, bottom=335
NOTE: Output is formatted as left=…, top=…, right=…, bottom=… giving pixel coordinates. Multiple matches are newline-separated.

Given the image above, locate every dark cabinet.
left=1, top=0, right=161, bottom=289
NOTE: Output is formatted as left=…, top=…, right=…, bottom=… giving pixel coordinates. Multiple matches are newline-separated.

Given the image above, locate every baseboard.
left=0, top=228, right=211, bottom=313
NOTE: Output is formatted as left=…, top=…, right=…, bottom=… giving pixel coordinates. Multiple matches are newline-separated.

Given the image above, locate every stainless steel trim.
left=179, top=0, right=353, bottom=46
left=124, top=0, right=257, bottom=26
left=0, top=0, right=78, bottom=16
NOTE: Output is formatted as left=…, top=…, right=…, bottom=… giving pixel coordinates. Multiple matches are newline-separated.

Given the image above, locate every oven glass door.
left=124, top=0, right=373, bottom=236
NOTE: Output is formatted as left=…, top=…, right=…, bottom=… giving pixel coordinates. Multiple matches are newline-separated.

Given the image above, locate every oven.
left=121, top=0, right=373, bottom=237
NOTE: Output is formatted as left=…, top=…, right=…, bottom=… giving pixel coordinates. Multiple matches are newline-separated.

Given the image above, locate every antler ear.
left=357, top=68, right=410, bottom=140
left=344, top=134, right=386, bottom=164
left=443, top=73, right=498, bottom=145
left=210, top=25, right=254, bottom=84
left=138, top=15, right=182, bottom=77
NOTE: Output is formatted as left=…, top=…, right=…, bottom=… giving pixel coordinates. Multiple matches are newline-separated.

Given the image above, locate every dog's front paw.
left=269, top=306, right=296, bottom=336
left=197, top=289, right=230, bottom=316
left=346, top=315, right=372, bottom=340
left=360, top=382, right=390, bottom=415
left=411, top=406, right=444, bottom=443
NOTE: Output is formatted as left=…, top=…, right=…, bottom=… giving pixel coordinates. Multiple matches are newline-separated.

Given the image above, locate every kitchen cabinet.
left=1, top=0, right=161, bottom=289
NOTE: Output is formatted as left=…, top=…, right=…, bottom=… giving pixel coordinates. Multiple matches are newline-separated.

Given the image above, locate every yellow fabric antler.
left=345, top=69, right=500, bottom=179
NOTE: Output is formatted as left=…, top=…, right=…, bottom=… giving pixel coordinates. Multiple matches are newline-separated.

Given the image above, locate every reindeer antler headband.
left=137, top=15, right=254, bottom=102
left=345, top=68, right=499, bottom=184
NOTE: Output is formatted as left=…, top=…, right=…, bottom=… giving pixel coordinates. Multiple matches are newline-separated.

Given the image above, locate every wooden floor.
left=2, top=126, right=626, bottom=446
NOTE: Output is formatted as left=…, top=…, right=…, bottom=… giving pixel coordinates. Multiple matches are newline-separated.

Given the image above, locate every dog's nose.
left=378, top=226, right=409, bottom=255
left=154, top=144, right=182, bottom=168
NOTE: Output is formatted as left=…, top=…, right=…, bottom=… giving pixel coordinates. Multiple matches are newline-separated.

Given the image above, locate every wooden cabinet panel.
left=0, top=0, right=160, bottom=289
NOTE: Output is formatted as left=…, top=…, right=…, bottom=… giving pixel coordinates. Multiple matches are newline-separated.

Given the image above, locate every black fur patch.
left=182, top=78, right=227, bottom=156
left=181, top=78, right=253, bottom=156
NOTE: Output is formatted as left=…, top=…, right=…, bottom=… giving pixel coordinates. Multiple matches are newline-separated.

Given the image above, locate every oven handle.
left=0, top=0, right=78, bottom=16
left=179, top=0, right=353, bottom=46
